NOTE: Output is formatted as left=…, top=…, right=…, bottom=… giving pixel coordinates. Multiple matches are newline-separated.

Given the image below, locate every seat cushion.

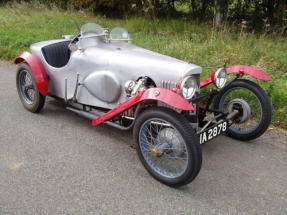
left=41, top=41, right=71, bottom=68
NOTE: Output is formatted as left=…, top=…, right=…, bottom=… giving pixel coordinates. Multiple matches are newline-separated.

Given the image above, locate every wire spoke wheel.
left=133, top=107, right=202, bottom=187
left=18, top=69, right=36, bottom=105
left=219, top=87, right=263, bottom=134
left=139, top=118, right=188, bottom=178
left=16, top=63, right=46, bottom=113
left=214, top=79, right=272, bottom=141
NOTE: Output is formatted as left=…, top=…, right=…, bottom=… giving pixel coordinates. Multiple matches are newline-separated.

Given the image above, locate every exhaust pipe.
left=66, top=106, right=134, bottom=131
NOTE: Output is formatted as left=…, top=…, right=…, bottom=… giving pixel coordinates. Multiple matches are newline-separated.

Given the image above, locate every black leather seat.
left=41, top=41, right=71, bottom=68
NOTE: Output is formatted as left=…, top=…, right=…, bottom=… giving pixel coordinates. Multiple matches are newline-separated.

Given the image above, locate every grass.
left=0, top=3, right=286, bottom=128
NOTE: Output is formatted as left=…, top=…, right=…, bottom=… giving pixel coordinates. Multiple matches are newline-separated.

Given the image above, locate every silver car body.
left=30, top=35, right=202, bottom=109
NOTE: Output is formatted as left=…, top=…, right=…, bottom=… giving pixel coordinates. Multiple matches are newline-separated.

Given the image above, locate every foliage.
left=72, top=0, right=136, bottom=16
left=1, top=0, right=287, bottom=31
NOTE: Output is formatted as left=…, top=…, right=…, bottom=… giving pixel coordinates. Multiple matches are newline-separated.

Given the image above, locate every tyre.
left=133, top=107, right=202, bottom=187
left=214, top=79, right=272, bottom=141
left=16, top=63, right=46, bottom=113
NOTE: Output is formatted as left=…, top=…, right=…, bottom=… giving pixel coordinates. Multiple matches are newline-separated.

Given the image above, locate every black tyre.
left=214, top=79, right=272, bottom=141
left=16, top=63, right=46, bottom=113
left=133, top=107, right=202, bottom=187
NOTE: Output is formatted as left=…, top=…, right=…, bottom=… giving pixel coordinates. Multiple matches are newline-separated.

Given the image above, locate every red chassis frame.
left=200, top=65, right=272, bottom=88
left=15, top=52, right=48, bottom=96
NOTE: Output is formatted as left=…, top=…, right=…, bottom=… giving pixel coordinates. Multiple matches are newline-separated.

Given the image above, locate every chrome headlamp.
left=214, top=68, right=227, bottom=88
left=180, top=76, right=197, bottom=100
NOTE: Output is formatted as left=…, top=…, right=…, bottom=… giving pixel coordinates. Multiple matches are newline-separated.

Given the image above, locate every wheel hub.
left=152, top=128, right=185, bottom=157
left=227, top=98, right=251, bottom=123
left=149, top=148, right=164, bottom=157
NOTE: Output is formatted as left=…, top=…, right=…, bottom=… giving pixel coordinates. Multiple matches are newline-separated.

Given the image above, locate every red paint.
left=92, top=88, right=195, bottom=126
left=200, top=71, right=216, bottom=88
left=15, top=52, right=48, bottom=96
left=200, top=65, right=272, bottom=88
left=199, top=76, right=213, bottom=88
left=226, top=65, right=272, bottom=81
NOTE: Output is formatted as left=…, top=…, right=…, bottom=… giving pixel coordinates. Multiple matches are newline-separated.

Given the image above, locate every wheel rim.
left=218, top=87, right=263, bottom=134
left=138, top=118, right=189, bottom=179
left=18, top=70, right=36, bottom=105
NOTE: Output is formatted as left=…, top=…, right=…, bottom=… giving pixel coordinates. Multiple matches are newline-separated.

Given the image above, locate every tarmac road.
left=0, top=61, right=287, bottom=215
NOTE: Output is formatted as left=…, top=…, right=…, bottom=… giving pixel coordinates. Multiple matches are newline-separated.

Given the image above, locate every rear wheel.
left=133, top=107, right=202, bottom=187
left=16, top=63, right=45, bottom=113
left=214, top=79, right=272, bottom=141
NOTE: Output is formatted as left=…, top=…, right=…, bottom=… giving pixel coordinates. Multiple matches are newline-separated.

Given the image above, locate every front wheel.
left=133, top=107, right=202, bottom=187
left=214, top=79, right=272, bottom=141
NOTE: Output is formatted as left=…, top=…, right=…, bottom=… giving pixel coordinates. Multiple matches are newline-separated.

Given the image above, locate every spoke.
left=143, top=126, right=154, bottom=145
left=28, top=89, right=36, bottom=100
left=151, top=123, right=159, bottom=136
left=140, top=135, right=152, bottom=147
left=24, top=73, right=32, bottom=84
left=140, top=144, right=151, bottom=152
left=22, top=85, right=27, bottom=92
left=26, top=83, right=34, bottom=89
left=148, top=123, right=156, bottom=145
left=157, top=123, right=163, bottom=134
left=163, top=154, right=187, bottom=161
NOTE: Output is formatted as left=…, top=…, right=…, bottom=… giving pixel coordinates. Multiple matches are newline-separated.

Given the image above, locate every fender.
left=14, top=52, right=48, bottom=96
left=200, top=65, right=272, bottom=88
left=92, top=88, right=195, bottom=126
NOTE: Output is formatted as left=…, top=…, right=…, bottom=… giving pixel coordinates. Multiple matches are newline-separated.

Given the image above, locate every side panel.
left=200, top=65, right=272, bottom=88
left=92, top=88, right=195, bottom=126
left=83, top=71, right=121, bottom=103
left=15, top=52, right=48, bottom=96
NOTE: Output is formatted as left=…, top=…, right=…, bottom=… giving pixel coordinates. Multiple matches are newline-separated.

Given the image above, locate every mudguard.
left=14, top=52, right=48, bottom=96
left=200, top=65, right=272, bottom=88
left=92, top=88, right=195, bottom=126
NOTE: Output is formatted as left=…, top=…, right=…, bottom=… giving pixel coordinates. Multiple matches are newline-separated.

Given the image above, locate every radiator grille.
left=161, top=80, right=176, bottom=90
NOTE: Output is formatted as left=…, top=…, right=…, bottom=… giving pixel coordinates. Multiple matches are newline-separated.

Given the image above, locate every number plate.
left=199, top=121, right=228, bottom=144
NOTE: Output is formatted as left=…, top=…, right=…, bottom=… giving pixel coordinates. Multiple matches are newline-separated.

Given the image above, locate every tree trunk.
left=200, top=0, right=210, bottom=20
left=215, top=0, right=229, bottom=26
left=137, top=0, right=143, bottom=10
left=265, top=0, right=275, bottom=23
left=153, top=0, right=160, bottom=16
left=190, top=0, right=198, bottom=18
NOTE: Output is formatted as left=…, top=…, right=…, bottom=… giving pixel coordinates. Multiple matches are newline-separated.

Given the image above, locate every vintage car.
left=14, top=23, right=272, bottom=187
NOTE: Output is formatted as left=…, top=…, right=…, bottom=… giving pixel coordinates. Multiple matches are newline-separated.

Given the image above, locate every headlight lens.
left=180, top=76, right=197, bottom=100
left=214, top=68, right=227, bottom=88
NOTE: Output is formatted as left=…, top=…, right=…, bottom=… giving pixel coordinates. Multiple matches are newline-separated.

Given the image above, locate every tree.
left=215, top=0, right=229, bottom=26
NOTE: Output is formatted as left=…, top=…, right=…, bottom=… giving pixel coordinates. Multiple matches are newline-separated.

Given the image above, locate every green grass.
left=0, top=4, right=287, bottom=128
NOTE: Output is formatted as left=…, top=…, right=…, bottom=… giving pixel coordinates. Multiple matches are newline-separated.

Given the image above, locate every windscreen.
left=80, top=23, right=105, bottom=37
left=110, top=27, right=130, bottom=40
